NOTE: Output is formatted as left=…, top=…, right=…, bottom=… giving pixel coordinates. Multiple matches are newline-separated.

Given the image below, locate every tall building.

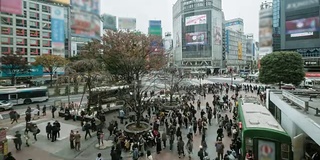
left=280, top=0, right=320, bottom=77
left=0, top=0, right=68, bottom=63
left=172, top=0, right=224, bottom=73
left=224, top=18, right=247, bottom=71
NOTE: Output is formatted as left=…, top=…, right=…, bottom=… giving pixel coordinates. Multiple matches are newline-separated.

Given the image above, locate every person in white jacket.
left=96, top=153, right=103, bottom=160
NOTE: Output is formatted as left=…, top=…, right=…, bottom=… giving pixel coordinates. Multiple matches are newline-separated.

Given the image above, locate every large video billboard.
left=71, top=12, right=100, bottom=39
left=51, top=6, right=65, bottom=56
left=48, top=0, right=70, bottom=5
left=185, top=32, right=207, bottom=45
left=185, top=15, right=207, bottom=26
left=0, top=0, right=22, bottom=15
left=118, top=18, right=136, bottom=30
left=285, top=16, right=320, bottom=40
left=101, top=14, right=117, bottom=31
left=259, top=8, right=273, bottom=55
left=286, top=0, right=319, bottom=12
left=71, top=0, right=100, bottom=15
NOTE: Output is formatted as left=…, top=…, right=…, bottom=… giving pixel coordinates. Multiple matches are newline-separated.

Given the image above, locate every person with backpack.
left=96, top=153, right=103, bottom=160
left=215, top=137, right=225, bottom=160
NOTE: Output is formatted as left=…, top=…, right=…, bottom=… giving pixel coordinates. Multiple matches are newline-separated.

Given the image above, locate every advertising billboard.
left=51, top=6, right=65, bottom=56
left=286, top=0, right=319, bottom=12
left=0, top=65, right=43, bottom=78
left=185, top=32, right=207, bottom=45
left=71, top=12, right=101, bottom=39
left=225, top=20, right=243, bottom=27
left=118, top=18, right=136, bottom=30
left=71, top=0, right=100, bottom=15
left=0, top=0, right=22, bottom=15
left=214, top=27, right=222, bottom=45
left=185, top=15, right=207, bottom=26
left=149, top=20, right=161, bottom=27
left=259, top=8, right=273, bottom=55
left=285, top=17, right=320, bottom=39
left=48, top=0, right=70, bottom=5
left=226, top=30, right=230, bottom=53
left=101, top=14, right=117, bottom=31
left=258, top=140, right=276, bottom=160
left=238, top=42, right=243, bottom=60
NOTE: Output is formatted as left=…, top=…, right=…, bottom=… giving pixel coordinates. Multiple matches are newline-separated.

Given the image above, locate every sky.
left=101, top=0, right=266, bottom=41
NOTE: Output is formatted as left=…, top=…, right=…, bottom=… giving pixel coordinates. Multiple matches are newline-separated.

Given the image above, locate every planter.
left=162, top=102, right=180, bottom=110
left=124, top=122, right=151, bottom=136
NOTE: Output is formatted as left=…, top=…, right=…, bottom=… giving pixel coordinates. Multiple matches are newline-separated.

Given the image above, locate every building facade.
left=272, top=0, right=281, bottom=51
left=280, top=0, right=320, bottom=77
left=0, top=0, right=68, bottom=63
left=172, top=0, right=224, bottom=73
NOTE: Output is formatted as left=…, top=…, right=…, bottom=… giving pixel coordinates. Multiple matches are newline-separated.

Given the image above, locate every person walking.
left=215, top=137, right=224, bottom=160
left=51, top=105, right=56, bottom=118
left=177, top=137, right=185, bottom=158
left=42, top=105, right=46, bottom=116
left=161, top=131, right=167, bottom=149
left=53, top=120, right=61, bottom=138
left=46, top=122, right=52, bottom=140
left=74, top=131, right=81, bottom=151
left=13, top=131, right=22, bottom=150
left=186, top=139, right=193, bottom=159
left=70, top=130, right=75, bottom=149
left=23, top=129, right=30, bottom=147
left=146, top=150, right=153, bottom=160
left=4, top=152, right=16, bottom=160
left=96, top=153, right=103, bottom=160
left=84, top=122, right=92, bottom=140
left=156, top=136, right=162, bottom=154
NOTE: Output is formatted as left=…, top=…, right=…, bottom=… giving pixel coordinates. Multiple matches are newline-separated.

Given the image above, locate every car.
left=281, top=84, right=295, bottom=90
left=0, top=100, right=13, bottom=111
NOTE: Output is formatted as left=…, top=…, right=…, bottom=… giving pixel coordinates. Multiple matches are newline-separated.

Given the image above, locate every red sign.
left=305, top=72, right=320, bottom=77
left=0, top=129, right=6, bottom=142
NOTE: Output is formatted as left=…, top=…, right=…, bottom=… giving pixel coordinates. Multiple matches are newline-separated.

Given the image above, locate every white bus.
left=0, top=86, right=49, bottom=105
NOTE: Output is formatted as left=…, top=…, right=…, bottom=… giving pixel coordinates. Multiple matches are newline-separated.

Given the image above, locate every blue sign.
left=149, top=20, right=161, bottom=27
left=0, top=65, right=43, bottom=77
left=225, top=30, right=229, bottom=53
left=51, top=6, right=65, bottom=44
left=225, top=20, right=243, bottom=27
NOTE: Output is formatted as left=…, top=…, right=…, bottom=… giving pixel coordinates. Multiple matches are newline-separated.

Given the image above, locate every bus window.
left=281, top=144, right=290, bottom=159
left=246, top=138, right=253, bottom=151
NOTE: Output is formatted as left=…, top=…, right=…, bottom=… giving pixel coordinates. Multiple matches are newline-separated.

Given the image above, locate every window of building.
left=42, top=32, right=51, bottom=38
left=17, top=11, right=27, bottom=18
left=1, top=17, right=13, bottom=25
left=1, top=37, right=9, bottom=44
left=29, top=2, right=39, bottom=10
left=16, top=19, right=26, bottom=27
left=1, top=27, right=12, bottom=35
left=1, top=47, right=11, bottom=53
left=30, top=48, right=40, bottom=55
left=30, top=30, right=39, bottom=37
left=42, top=5, right=51, bottom=13
left=42, top=14, right=51, bottom=21
left=43, top=40, right=51, bottom=47
left=29, top=21, right=39, bottom=29
left=42, top=22, right=51, bottom=30
left=16, top=38, right=27, bottom=45
left=29, top=12, right=39, bottom=20
left=30, top=39, right=39, bottom=46
left=16, top=29, right=26, bottom=36
left=16, top=48, right=26, bottom=55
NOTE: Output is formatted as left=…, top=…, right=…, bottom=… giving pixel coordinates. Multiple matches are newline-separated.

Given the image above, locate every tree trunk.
left=279, top=82, right=282, bottom=89
left=50, top=73, right=53, bottom=87
left=87, top=77, right=92, bottom=112
left=11, top=75, right=15, bottom=86
left=136, top=108, right=141, bottom=128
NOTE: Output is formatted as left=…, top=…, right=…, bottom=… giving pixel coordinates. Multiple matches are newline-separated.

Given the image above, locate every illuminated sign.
left=185, top=15, right=207, bottom=26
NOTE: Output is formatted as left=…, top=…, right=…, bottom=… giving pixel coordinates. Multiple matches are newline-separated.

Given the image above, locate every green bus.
left=238, top=99, right=293, bottom=160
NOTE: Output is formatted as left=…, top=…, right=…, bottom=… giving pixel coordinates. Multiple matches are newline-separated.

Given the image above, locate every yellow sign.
left=238, top=42, right=242, bottom=60
left=3, top=140, right=8, bottom=155
left=50, top=0, right=70, bottom=5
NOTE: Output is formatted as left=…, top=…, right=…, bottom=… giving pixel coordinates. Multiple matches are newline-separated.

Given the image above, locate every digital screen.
left=185, top=15, right=207, bottom=26
left=286, top=17, right=320, bottom=38
left=185, top=32, right=207, bottom=45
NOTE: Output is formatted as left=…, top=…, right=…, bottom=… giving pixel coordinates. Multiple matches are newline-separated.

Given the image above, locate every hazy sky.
left=101, top=0, right=266, bottom=41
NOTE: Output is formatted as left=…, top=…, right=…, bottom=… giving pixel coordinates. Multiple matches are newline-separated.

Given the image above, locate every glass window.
left=42, top=14, right=51, bottom=21
left=1, top=47, right=9, bottom=52
left=281, top=144, right=290, bottom=159
left=30, top=39, right=37, bottom=45
left=29, top=12, right=39, bottom=19
left=1, top=37, right=9, bottom=43
left=42, top=32, right=51, bottom=38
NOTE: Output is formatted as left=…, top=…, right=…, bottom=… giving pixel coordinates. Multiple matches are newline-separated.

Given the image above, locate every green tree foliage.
left=259, top=51, right=305, bottom=86
left=69, top=40, right=102, bottom=111
left=0, top=52, right=29, bottom=85
left=33, top=55, right=68, bottom=86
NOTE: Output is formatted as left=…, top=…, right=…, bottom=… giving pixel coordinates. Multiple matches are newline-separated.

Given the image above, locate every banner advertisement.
left=71, top=12, right=101, bottom=39
left=286, top=0, right=319, bottom=12
left=0, top=0, right=22, bottom=15
left=0, top=65, right=44, bottom=78
left=118, top=18, right=136, bottom=30
left=225, top=20, right=243, bottom=27
left=149, top=20, right=161, bottom=27
left=48, top=0, right=70, bottom=5
left=101, top=14, right=117, bottom=31
left=185, top=32, right=207, bottom=45
left=51, top=6, right=65, bottom=56
left=286, top=17, right=320, bottom=38
left=149, top=27, right=162, bottom=36
left=226, top=30, right=230, bottom=53
left=259, top=8, right=273, bottom=55
left=238, top=42, right=242, bottom=60
left=71, top=0, right=100, bottom=15
left=214, top=27, right=222, bottom=45
left=258, top=140, right=276, bottom=160
left=185, top=15, right=207, bottom=26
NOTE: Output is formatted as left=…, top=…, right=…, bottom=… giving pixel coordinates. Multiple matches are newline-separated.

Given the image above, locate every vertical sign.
left=238, top=42, right=242, bottom=60
left=51, top=6, right=65, bottom=56
left=226, top=30, right=229, bottom=54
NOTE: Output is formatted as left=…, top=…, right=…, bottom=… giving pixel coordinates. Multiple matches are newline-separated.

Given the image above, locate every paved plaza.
left=2, top=79, right=260, bottom=160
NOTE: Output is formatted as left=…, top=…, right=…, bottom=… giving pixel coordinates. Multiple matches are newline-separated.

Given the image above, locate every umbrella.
left=6, top=135, right=16, bottom=140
